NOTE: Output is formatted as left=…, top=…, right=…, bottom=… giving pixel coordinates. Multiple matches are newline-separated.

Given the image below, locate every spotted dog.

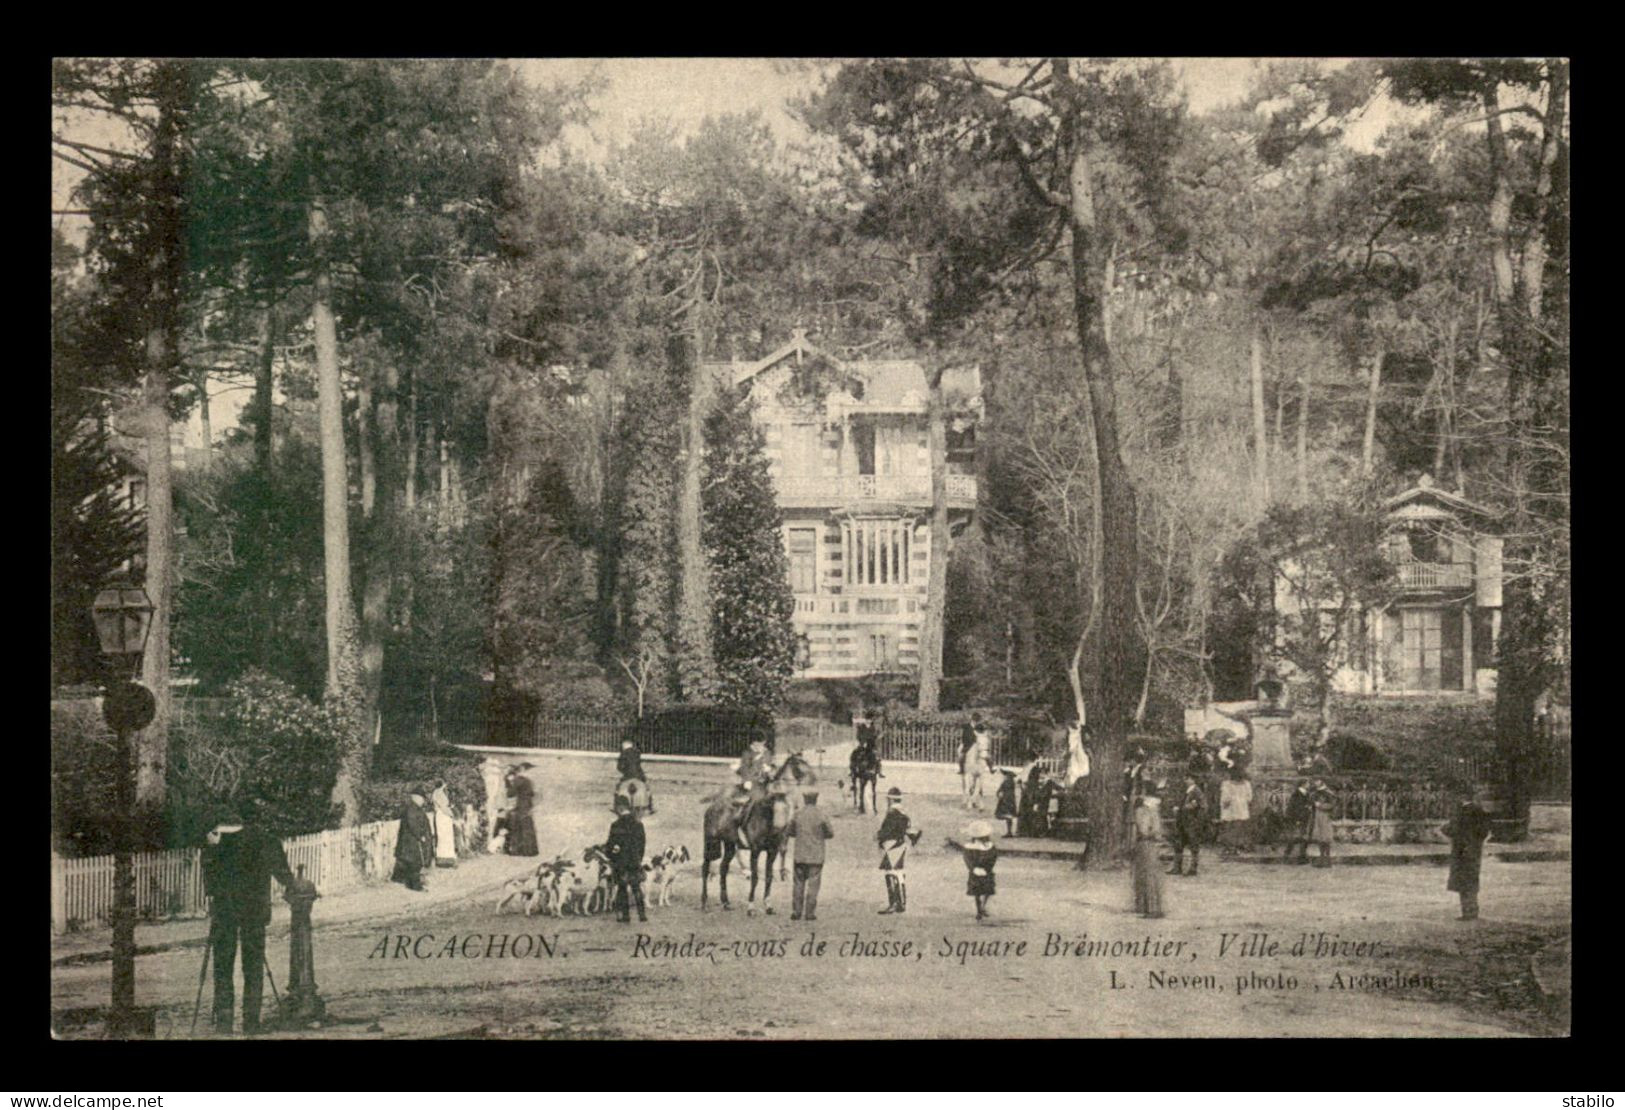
left=643, top=845, right=692, bottom=907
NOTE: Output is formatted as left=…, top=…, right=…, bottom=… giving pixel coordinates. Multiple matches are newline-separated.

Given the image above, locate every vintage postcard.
left=50, top=57, right=1570, bottom=1040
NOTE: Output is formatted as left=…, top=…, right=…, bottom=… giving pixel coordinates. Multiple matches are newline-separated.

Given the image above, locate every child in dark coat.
left=962, top=821, right=998, bottom=920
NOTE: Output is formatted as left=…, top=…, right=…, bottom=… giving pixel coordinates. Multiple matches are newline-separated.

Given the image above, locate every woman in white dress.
left=430, top=781, right=458, bottom=868
left=1064, top=720, right=1090, bottom=787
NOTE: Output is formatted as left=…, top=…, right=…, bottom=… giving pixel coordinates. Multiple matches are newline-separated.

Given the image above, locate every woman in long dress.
left=1308, top=779, right=1335, bottom=868
left=504, top=764, right=539, bottom=857
left=430, top=781, right=458, bottom=868
left=1131, top=788, right=1166, bottom=918
left=1218, top=770, right=1254, bottom=856
left=1064, top=721, right=1090, bottom=787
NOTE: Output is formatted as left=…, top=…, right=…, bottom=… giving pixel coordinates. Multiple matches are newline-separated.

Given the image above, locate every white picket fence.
left=51, top=819, right=399, bottom=935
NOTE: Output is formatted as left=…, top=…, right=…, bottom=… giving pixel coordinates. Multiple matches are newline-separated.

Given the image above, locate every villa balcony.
left=774, top=472, right=977, bottom=509
left=1394, top=562, right=1473, bottom=591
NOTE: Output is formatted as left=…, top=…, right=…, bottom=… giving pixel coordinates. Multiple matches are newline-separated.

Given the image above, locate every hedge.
left=359, top=744, right=489, bottom=826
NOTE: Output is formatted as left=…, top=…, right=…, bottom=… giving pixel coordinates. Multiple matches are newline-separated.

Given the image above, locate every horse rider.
left=617, top=738, right=654, bottom=815
left=876, top=786, right=922, bottom=915
left=737, top=736, right=774, bottom=790
left=849, top=714, right=883, bottom=813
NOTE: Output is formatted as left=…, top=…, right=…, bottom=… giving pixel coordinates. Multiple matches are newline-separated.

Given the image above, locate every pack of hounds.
left=495, top=844, right=692, bottom=917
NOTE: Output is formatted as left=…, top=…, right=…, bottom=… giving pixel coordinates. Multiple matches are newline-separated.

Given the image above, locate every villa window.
left=843, top=519, right=909, bottom=587
left=787, top=527, right=818, bottom=594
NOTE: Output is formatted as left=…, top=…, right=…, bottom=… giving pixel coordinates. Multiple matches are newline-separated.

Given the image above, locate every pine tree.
left=701, top=386, right=797, bottom=713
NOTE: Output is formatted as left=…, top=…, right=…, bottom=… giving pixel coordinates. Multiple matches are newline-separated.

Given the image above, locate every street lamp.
left=92, top=585, right=155, bottom=667
left=91, top=583, right=156, bottom=1038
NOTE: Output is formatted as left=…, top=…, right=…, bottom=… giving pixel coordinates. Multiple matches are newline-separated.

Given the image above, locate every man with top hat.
left=876, top=786, right=922, bottom=914
left=201, top=799, right=295, bottom=1034
left=788, top=787, right=834, bottom=921
left=604, top=797, right=648, bottom=923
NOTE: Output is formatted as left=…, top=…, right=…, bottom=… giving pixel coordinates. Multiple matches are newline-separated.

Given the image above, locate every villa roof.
left=1383, top=475, right=1498, bottom=520
left=707, top=330, right=980, bottom=413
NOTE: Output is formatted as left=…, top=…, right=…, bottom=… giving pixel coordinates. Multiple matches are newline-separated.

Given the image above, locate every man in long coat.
left=1283, top=780, right=1313, bottom=864
left=392, top=790, right=435, bottom=891
left=202, top=801, right=295, bottom=1034
left=876, top=787, right=921, bottom=914
left=1168, top=777, right=1208, bottom=876
left=1446, top=792, right=1493, bottom=920
left=788, top=788, right=835, bottom=921
left=605, top=799, right=648, bottom=923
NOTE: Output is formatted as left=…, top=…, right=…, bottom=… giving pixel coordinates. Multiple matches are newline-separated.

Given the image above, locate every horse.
left=767, top=752, right=816, bottom=881
left=613, top=776, right=654, bottom=818
left=700, top=751, right=816, bottom=909
left=848, top=742, right=882, bottom=814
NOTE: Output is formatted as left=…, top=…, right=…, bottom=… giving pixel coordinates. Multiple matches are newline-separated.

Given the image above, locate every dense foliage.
left=52, top=58, right=1569, bottom=847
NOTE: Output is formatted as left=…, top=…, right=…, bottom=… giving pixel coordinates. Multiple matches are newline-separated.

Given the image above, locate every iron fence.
left=875, top=720, right=1061, bottom=767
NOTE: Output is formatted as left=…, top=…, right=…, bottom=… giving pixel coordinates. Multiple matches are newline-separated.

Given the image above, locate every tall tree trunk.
left=1296, top=365, right=1310, bottom=501
left=359, top=359, right=400, bottom=750
left=1361, top=345, right=1383, bottom=479
left=356, top=362, right=376, bottom=518
left=404, top=369, right=418, bottom=513
left=1055, top=61, right=1141, bottom=866
left=253, top=302, right=277, bottom=471
left=917, top=368, right=949, bottom=711
left=1489, top=60, right=1568, bottom=835
left=672, top=325, right=715, bottom=699
left=194, top=367, right=211, bottom=470
left=399, top=366, right=417, bottom=634
left=1250, top=322, right=1269, bottom=510
left=310, top=194, right=366, bottom=821
left=135, top=71, right=186, bottom=811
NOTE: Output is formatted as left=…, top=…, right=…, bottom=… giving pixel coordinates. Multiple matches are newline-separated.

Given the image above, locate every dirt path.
left=51, top=756, right=1570, bottom=1039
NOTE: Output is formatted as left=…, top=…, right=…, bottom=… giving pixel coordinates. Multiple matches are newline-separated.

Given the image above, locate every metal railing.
left=1394, top=562, right=1473, bottom=590
left=875, top=721, right=1045, bottom=766
left=774, top=473, right=977, bottom=505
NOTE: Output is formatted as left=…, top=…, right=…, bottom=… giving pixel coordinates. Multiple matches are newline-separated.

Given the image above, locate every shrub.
left=51, top=697, right=152, bottom=857
left=366, top=744, right=488, bottom=818
left=166, top=671, right=344, bottom=844
left=1302, top=698, right=1496, bottom=782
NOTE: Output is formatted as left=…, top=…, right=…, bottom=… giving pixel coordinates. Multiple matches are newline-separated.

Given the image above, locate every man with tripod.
left=201, top=800, right=295, bottom=1035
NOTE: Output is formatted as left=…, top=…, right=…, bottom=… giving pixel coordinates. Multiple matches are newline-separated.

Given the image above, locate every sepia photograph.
left=49, top=57, right=1570, bottom=1041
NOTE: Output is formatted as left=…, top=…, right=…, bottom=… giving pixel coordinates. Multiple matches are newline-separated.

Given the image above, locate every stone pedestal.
left=1249, top=714, right=1294, bottom=769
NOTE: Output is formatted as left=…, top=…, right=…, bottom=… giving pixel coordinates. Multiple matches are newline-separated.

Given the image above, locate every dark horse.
left=700, top=753, right=815, bottom=911
left=848, top=742, right=882, bottom=814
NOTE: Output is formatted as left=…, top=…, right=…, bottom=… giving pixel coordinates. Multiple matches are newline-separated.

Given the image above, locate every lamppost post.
left=90, top=584, right=156, bottom=1038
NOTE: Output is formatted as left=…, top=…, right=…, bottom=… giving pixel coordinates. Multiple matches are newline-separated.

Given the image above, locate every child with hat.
left=962, top=820, right=998, bottom=920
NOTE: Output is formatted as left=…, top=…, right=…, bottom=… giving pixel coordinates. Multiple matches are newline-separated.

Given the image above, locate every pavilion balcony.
left=774, top=472, right=977, bottom=508
left=1394, top=562, right=1473, bottom=591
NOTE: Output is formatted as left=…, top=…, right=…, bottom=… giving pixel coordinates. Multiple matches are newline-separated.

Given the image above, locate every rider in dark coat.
left=617, top=740, right=645, bottom=782
left=605, top=801, right=648, bottom=923
left=848, top=720, right=883, bottom=814
left=616, top=740, right=654, bottom=815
